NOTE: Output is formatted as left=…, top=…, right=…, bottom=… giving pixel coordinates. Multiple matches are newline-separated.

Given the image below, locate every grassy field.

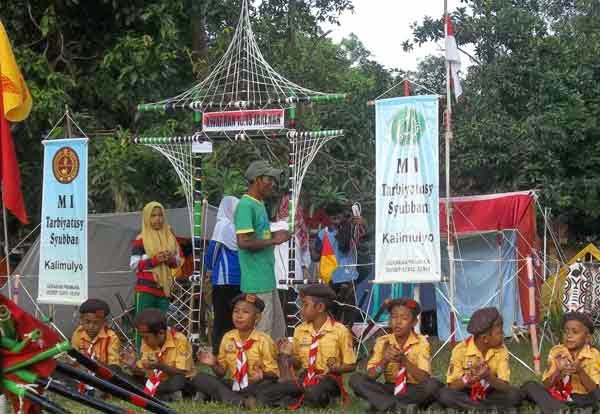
left=52, top=338, right=556, bottom=414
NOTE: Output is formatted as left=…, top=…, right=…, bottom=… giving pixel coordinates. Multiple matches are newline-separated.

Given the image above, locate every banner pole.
left=444, top=0, right=456, bottom=345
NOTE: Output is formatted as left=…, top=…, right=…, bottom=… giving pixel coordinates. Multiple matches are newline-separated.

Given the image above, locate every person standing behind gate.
left=311, top=203, right=366, bottom=324
left=131, top=202, right=182, bottom=314
left=235, top=160, right=289, bottom=340
left=205, top=196, right=242, bottom=354
left=131, top=202, right=183, bottom=349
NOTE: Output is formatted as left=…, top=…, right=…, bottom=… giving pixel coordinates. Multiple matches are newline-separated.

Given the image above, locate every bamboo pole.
left=527, top=256, right=541, bottom=373
left=67, top=349, right=169, bottom=409
left=3, top=341, right=71, bottom=374
left=55, top=362, right=176, bottom=414
left=444, top=0, right=457, bottom=345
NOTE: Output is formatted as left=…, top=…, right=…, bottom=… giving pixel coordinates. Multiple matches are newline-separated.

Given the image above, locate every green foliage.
left=543, top=306, right=565, bottom=346
left=405, top=0, right=600, bottom=237
left=1, top=0, right=386, bottom=245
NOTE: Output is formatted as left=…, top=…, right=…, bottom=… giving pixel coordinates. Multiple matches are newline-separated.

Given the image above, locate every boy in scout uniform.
left=72, top=299, right=121, bottom=368
left=193, top=293, right=279, bottom=408
left=437, top=307, right=522, bottom=410
left=121, top=308, right=194, bottom=401
left=261, top=284, right=357, bottom=408
left=71, top=299, right=121, bottom=395
left=349, top=298, right=442, bottom=411
left=522, top=312, right=600, bottom=413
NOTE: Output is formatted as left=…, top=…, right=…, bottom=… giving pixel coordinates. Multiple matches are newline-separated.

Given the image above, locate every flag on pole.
left=0, top=21, right=31, bottom=224
left=445, top=15, right=463, bottom=99
left=318, top=230, right=337, bottom=284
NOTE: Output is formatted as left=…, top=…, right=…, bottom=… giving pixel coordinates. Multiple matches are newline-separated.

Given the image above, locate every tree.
left=404, top=0, right=600, bottom=236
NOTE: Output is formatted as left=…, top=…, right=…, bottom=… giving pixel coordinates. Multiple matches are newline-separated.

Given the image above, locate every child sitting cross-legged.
left=260, top=284, right=356, bottom=408
left=521, top=311, right=600, bottom=414
left=193, top=293, right=279, bottom=409
left=349, top=298, right=442, bottom=411
left=437, top=307, right=523, bottom=410
left=121, top=308, right=195, bottom=402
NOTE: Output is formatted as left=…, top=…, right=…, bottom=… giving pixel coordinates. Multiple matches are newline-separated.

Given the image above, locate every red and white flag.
left=445, top=15, right=463, bottom=99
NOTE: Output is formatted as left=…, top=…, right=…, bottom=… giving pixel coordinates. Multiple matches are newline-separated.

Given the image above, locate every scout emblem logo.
left=52, top=147, right=80, bottom=184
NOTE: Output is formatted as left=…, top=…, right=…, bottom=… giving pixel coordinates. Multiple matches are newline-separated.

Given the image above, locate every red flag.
left=0, top=83, right=28, bottom=224
left=0, top=294, right=60, bottom=413
left=445, top=15, right=463, bottom=99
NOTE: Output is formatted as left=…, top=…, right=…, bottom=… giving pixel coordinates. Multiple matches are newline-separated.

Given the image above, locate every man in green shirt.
left=235, top=160, right=289, bottom=339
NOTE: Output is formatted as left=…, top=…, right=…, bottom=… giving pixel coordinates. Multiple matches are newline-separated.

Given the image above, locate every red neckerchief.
left=393, top=338, right=413, bottom=396
left=465, top=337, right=490, bottom=402
left=143, top=329, right=176, bottom=397
left=289, top=319, right=351, bottom=410
left=549, top=374, right=573, bottom=402
left=77, top=328, right=110, bottom=394
left=302, top=330, right=325, bottom=387
left=232, top=338, right=256, bottom=391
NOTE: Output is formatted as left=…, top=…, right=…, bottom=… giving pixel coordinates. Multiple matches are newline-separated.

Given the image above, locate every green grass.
left=46, top=339, right=556, bottom=414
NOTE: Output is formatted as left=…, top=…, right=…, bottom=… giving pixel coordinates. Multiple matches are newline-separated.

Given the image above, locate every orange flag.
left=0, top=21, right=31, bottom=224
left=318, top=230, right=337, bottom=283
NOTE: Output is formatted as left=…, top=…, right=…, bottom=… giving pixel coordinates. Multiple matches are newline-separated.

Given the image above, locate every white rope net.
left=138, top=0, right=343, bottom=113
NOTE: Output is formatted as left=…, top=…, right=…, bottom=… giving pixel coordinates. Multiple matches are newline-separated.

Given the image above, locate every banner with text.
left=375, top=96, right=441, bottom=283
left=38, top=138, right=88, bottom=305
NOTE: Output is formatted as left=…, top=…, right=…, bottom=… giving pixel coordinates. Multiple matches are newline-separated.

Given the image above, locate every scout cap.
left=467, top=307, right=502, bottom=336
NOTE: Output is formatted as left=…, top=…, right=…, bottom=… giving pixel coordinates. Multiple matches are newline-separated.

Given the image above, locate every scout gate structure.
left=134, top=0, right=345, bottom=344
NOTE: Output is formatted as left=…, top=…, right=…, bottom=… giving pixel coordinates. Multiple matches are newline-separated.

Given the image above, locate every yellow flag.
left=0, top=21, right=32, bottom=122
left=318, top=230, right=338, bottom=283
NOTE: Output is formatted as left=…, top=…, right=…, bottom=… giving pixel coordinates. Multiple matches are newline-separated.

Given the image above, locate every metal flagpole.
left=444, top=0, right=456, bottom=344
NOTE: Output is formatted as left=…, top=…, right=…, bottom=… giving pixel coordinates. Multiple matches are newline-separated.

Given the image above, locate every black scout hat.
left=467, top=307, right=502, bottom=336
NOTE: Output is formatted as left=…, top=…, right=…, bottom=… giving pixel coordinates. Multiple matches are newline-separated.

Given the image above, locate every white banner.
left=375, top=96, right=441, bottom=283
left=38, top=138, right=88, bottom=305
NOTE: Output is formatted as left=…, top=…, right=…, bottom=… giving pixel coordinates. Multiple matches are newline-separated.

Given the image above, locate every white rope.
left=507, top=349, right=536, bottom=373
left=371, top=78, right=442, bottom=102
left=0, top=223, right=41, bottom=267
left=147, top=0, right=330, bottom=111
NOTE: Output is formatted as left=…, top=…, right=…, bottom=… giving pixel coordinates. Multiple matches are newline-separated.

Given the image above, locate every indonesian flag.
left=445, top=15, right=463, bottom=99
left=0, top=21, right=31, bottom=224
left=318, top=230, right=337, bottom=283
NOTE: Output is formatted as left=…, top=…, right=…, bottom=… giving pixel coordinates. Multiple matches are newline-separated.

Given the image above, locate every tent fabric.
left=440, top=191, right=539, bottom=324
left=436, top=231, right=522, bottom=341
left=541, top=243, right=600, bottom=315
left=7, top=206, right=217, bottom=337
left=354, top=191, right=537, bottom=340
